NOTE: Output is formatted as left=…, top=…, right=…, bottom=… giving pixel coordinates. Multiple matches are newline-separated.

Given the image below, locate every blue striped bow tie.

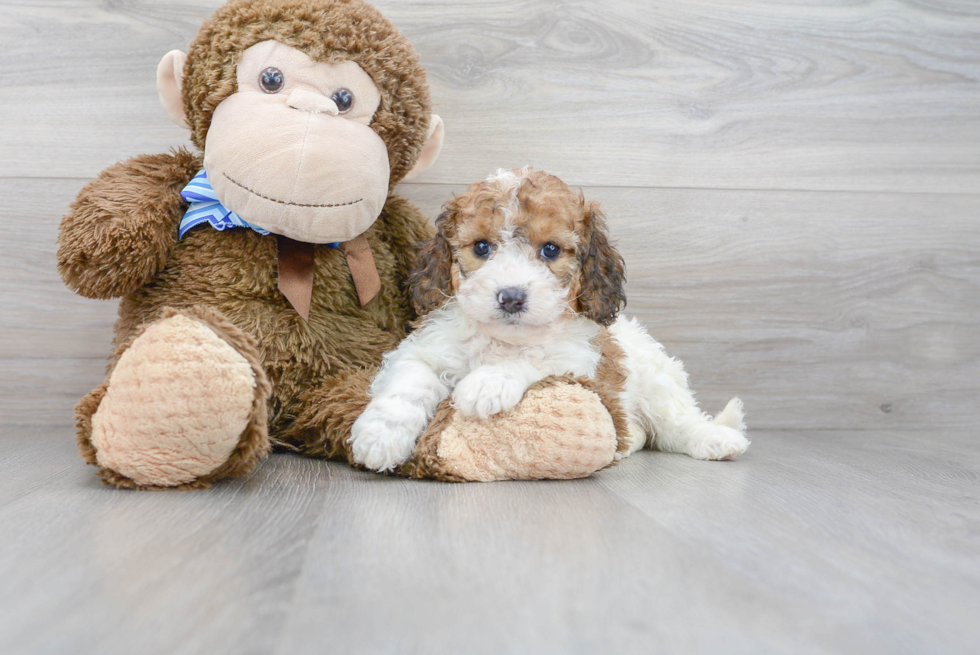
left=179, top=169, right=271, bottom=239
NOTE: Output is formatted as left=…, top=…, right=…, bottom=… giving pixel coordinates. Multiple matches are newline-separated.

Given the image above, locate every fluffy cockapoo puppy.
left=350, top=168, right=750, bottom=472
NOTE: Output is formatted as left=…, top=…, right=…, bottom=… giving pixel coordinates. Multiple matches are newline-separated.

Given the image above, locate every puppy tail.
left=713, top=398, right=746, bottom=434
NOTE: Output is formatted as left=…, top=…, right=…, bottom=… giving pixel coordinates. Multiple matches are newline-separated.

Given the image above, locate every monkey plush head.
left=156, top=0, right=443, bottom=244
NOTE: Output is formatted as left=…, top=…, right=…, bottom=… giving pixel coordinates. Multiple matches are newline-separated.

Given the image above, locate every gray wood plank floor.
left=1, top=1, right=978, bottom=653
left=2, top=426, right=978, bottom=654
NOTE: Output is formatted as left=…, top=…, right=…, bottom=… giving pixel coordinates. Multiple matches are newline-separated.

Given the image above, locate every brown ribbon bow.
left=277, top=233, right=381, bottom=321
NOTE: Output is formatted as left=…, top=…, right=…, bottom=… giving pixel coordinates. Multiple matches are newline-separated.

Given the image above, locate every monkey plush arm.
left=57, top=148, right=201, bottom=299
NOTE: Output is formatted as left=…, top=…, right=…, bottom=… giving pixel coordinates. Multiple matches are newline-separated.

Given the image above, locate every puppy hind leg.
left=622, top=421, right=649, bottom=457
left=630, top=360, right=749, bottom=461
left=672, top=405, right=750, bottom=461
left=651, top=397, right=750, bottom=461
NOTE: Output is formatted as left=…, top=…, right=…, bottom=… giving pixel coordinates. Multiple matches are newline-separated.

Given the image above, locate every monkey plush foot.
left=75, top=307, right=271, bottom=489
left=402, top=378, right=622, bottom=482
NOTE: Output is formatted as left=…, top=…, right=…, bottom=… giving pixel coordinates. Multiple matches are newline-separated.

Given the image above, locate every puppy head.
left=410, top=168, right=626, bottom=330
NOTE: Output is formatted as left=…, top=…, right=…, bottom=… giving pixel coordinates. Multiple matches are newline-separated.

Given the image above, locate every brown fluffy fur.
left=584, top=329, right=632, bottom=458
left=281, top=366, right=375, bottom=461
left=60, top=147, right=433, bottom=485
left=57, top=149, right=199, bottom=300
left=58, top=1, right=438, bottom=486
left=576, top=202, right=626, bottom=326
left=409, top=209, right=456, bottom=315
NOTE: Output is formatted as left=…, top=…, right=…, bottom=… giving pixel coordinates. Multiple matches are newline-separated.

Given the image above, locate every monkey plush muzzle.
left=203, top=40, right=390, bottom=244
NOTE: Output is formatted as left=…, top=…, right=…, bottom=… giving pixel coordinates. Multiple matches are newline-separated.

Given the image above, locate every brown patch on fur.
left=183, top=0, right=432, bottom=188
left=74, top=306, right=272, bottom=490
left=515, top=173, right=584, bottom=232
left=575, top=202, right=626, bottom=326
left=409, top=208, right=457, bottom=315
left=513, top=178, right=584, bottom=293
left=582, top=329, right=632, bottom=459
left=452, top=204, right=499, bottom=280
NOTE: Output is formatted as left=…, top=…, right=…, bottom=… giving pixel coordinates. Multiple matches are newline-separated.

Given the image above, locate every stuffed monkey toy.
left=57, top=0, right=625, bottom=489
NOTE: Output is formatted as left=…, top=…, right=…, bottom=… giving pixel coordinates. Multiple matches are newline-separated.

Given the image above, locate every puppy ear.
left=576, top=201, right=626, bottom=326
left=410, top=207, right=457, bottom=315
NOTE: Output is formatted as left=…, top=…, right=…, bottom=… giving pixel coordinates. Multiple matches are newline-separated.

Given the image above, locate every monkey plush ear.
left=157, top=50, right=189, bottom=128
left=576, top=202, right=627, bottom=326
left=402, top=115, right=444, bottom=181
left=409, top=206, right=456, bottom=315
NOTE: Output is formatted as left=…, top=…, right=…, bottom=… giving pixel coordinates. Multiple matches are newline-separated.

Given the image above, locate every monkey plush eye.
left=260, top=67, right=285, bottom=94
left=473, top=240, right=492, bottom=258
left=540, top=242, right=562, bottom=260
left=331, top=88, right=354, bottom=113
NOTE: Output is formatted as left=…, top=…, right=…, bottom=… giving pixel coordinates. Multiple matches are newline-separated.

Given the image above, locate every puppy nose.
left=497, top=287, right=527, bottom=314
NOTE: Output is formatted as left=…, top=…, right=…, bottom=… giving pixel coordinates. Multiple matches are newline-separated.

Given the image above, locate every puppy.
left=350, top=168, right=749, bottom=472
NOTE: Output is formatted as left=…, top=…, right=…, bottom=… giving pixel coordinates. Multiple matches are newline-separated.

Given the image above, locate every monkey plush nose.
left=497, top=287, right=527, bottom=314
left=286, top=88, right=339, bottom=115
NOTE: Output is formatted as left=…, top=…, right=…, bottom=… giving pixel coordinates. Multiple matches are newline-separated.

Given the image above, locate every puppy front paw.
left=686, top=424, right=750, bottom=461
left=452, top=366, right=527, bottom=419
left=350, top=406, right=422, bottom=472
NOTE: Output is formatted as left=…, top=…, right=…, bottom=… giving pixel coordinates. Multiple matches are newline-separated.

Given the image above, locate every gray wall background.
left=2, top=0, right=977, bottom=433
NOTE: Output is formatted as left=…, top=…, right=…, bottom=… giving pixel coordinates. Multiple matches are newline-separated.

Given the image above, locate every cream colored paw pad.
left=436, top=382, right=617, bottom=482
left=91, top=314, right=257, bottom=487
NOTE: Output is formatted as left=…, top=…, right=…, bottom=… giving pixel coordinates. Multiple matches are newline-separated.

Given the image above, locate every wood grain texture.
left=5, top=179, right=977, bottom=431
left=0, top=426, right=977, bottom=654
left=0, top=428, right=336, bottom=655
left=1, top=0, right=979, bottom=191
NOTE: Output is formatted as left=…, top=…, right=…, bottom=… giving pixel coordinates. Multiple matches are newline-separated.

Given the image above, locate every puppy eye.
left=331, top=88, right=354, bottom=113
left=260, top=67, right=285, bottom=94
left=539, top=242, right=561, bottom=260
left=473, top=240, right=492, bottom=258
